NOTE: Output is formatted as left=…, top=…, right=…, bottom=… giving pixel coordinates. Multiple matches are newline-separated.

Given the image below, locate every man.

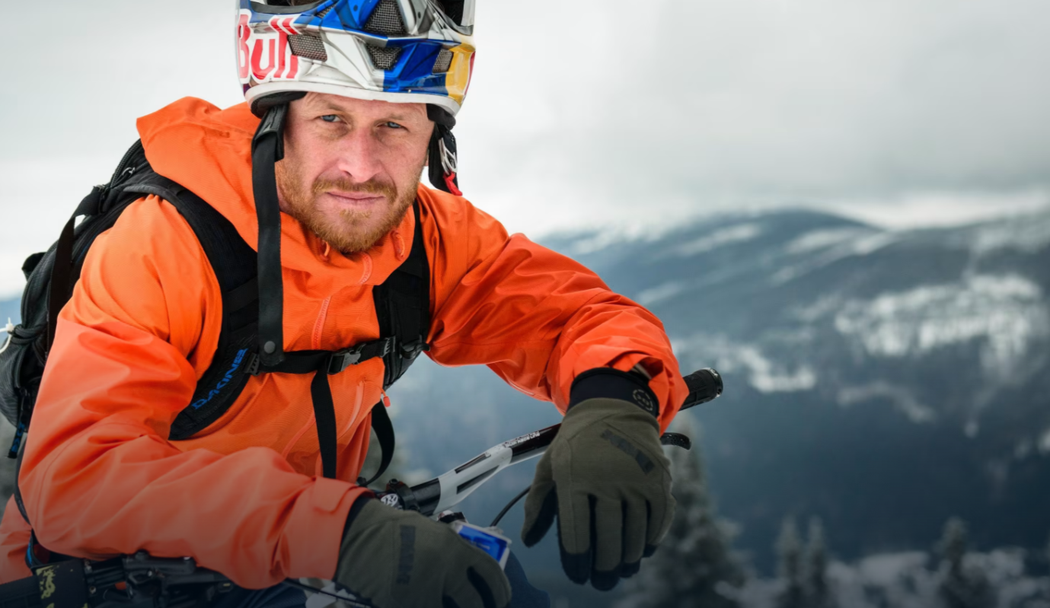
left=0, top=1, right=687, bottom=606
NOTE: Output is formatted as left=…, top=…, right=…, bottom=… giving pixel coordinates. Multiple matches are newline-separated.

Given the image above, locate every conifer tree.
left=805, top=517, right=831, bottom=608
left=936, top=518, right=993, bottom=608
left=615, top=416, right=744, bottom=608
left=775, top=517, right=805, bottom=608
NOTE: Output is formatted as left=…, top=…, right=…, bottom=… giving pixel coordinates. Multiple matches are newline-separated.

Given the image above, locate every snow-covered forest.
left=616, top=416, right=1050, bottom=608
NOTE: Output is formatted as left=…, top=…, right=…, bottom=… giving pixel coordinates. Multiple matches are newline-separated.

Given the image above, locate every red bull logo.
left=237, top=11, right=303, bottom=84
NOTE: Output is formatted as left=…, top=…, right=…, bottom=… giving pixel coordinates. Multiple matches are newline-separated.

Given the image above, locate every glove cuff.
left=569, top=368, right=660, bottom=418
left=343, top=493, right=376, bottom=540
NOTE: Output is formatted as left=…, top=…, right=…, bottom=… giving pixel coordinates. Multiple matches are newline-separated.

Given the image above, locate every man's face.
left=276, top=93, right=434, bottom=254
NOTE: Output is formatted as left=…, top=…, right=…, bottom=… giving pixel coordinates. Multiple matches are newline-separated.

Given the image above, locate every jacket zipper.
left=311, top=296, right=332, bottom=350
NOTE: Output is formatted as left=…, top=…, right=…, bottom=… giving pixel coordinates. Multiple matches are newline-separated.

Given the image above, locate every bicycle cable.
left=490, top=486, right=531, bottom=528
left=280, top=578, right=373, bottom=607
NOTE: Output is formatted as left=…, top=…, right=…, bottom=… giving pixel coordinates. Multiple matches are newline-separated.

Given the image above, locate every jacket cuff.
left=283, top=479, right=369, bottom=581
left=569, top=367, right=660, bottom=418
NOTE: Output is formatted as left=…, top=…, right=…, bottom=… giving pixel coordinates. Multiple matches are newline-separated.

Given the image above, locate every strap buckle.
left=246, top=353, right=261, bottom=376
left=326, top=337, right=396, bottom=375
left=327, top=347, right=364, bottom=375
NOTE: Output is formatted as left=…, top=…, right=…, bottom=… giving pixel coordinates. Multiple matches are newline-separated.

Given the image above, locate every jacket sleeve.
left=18, top=197, right=364, bottom=589
left=421, top=193, right=688, bottom=430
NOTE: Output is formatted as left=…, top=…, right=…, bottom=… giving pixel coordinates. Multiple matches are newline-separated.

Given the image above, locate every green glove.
left=335, top=499, right=512, bottom=608
left=521, top=368, right=674, bottom=591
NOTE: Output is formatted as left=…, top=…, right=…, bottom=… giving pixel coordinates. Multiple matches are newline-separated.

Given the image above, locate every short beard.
left=276, top=163, right=418, bottom=255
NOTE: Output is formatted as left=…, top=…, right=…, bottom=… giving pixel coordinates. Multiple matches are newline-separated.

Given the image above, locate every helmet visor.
left=426, top=0, right=474, bottom=31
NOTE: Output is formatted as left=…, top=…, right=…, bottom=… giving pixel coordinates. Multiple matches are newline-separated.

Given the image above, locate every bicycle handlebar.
left=0, top=368, right=723, bottom=608
left=386, top=368, right=723, bottom=517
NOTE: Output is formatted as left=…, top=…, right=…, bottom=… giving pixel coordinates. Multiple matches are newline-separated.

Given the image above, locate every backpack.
left=0, top=140, right=429, bottom=496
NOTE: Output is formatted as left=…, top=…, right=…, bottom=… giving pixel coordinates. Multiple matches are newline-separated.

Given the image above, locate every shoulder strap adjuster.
left=399, top=340, right=430, bottom=359
left=245, top=353, right=261, bottom=376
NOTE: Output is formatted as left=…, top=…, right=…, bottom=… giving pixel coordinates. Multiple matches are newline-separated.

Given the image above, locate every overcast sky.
left=0, top=0, right=1048, bottom=296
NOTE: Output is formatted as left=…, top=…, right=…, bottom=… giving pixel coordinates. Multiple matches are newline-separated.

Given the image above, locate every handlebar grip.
left=0, top=576, right=42, bottom=608
left=680, top=368, right=723, bottom=411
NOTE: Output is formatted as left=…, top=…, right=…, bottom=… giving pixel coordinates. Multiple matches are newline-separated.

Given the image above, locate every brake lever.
left=660, top=432, right=692, bottom=450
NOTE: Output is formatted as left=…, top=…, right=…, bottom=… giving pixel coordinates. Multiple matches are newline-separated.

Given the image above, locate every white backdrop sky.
left=1, top=0, right=1048, bottom=296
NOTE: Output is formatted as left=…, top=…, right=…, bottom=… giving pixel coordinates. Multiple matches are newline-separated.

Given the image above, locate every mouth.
left=325, top=190, right=385, bottom=208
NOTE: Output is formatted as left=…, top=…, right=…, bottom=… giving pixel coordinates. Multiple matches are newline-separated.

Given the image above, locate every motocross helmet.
left=237, top=0, right=475, bottom=120
left=237, top=0, right=475, bottom=194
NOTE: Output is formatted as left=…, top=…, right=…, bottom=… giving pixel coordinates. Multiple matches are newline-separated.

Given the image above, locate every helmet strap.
left=426, top=105, right=461, bottom=195
left=251, top=103, right=290, bottom=367
left=428, top=125, right=461, bottom=196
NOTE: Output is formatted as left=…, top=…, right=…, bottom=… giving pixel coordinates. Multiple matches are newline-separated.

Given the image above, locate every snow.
left=848, top=232, right=899, bottom=256
left=568, top=229, right=636, bottom=256
left=971, top=213, right=1050, bottom=256
left=676, top=333, right=817, bottom=393
left=832, top=274, right=1049, bottom=376
left=854, top=552, right=929, bottom=586
left=636, top=281, right=689, bottom=306
left=1040, top=428, right=1050, bottom=454
left=784, top=227, right=874, bottom=254
left=740, top=548, right=1050, bottom=608
left=837, top=383, right=936, bottom=423
left=792, top=294, right=846, bottom=323
left=773, top=232, right=898, bottom=284
left=565, top=222, right=666, bottom=256
left=670, top=223, right=763, bottom=257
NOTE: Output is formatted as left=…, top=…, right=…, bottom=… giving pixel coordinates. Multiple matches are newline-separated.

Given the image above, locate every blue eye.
left=321, top=115, right=339, bottom=123
left=385, top=122, right=404, bottom=129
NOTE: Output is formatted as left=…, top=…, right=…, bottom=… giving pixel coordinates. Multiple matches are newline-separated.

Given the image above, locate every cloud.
left=0, top=0, right=1048, bottom=296
left=461, top=0, right=1050, bottom=232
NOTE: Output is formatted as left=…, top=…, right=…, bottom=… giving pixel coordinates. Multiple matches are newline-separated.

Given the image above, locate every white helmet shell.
left=237, top=0, right=476, bottom=117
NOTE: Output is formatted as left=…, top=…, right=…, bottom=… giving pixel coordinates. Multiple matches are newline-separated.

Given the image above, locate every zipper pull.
left=381, top=390, right=391, bottom=408
left=7, top=423, right=25, bottom=459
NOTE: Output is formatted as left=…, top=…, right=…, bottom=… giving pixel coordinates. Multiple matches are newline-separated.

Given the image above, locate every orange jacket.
left=0, top=98, right=687, bottom=587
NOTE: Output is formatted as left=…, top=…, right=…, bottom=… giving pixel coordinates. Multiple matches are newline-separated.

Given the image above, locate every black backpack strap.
left=362, top=402, right=395, bottom=487
left=375, top=200, right=431, bottom=388
left=46, top=187, right=106, bottom=351
left=117, top=177, right=260, bottom=441
left=162, top=196, right=428, bottom=486
left=34, top=146, right=429, bottom=488
left=44, top=141, right=153, bottom=352
left=252, top=106, right=290, bottom=369
left=357, top=200, right=431, bottom=486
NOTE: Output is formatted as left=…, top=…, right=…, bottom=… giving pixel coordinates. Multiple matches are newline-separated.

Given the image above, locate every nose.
left=333, top=126, right=384, bottom=184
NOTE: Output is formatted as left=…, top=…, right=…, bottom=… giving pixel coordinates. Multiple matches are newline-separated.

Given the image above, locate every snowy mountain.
left=1, top=207, right=1048, bottom=600
left=541, top=207, right=1050, bottom=569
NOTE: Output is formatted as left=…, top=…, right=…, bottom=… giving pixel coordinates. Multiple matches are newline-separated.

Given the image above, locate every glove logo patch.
left=396, top=526, right=416, bottom=585
left=632, top=389, right=656, bottom=416
left=600, top=429, right=655, bottom=474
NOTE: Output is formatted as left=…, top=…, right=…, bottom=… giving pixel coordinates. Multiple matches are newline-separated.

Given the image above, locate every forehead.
left=297, top=93, right=429, bottom=122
